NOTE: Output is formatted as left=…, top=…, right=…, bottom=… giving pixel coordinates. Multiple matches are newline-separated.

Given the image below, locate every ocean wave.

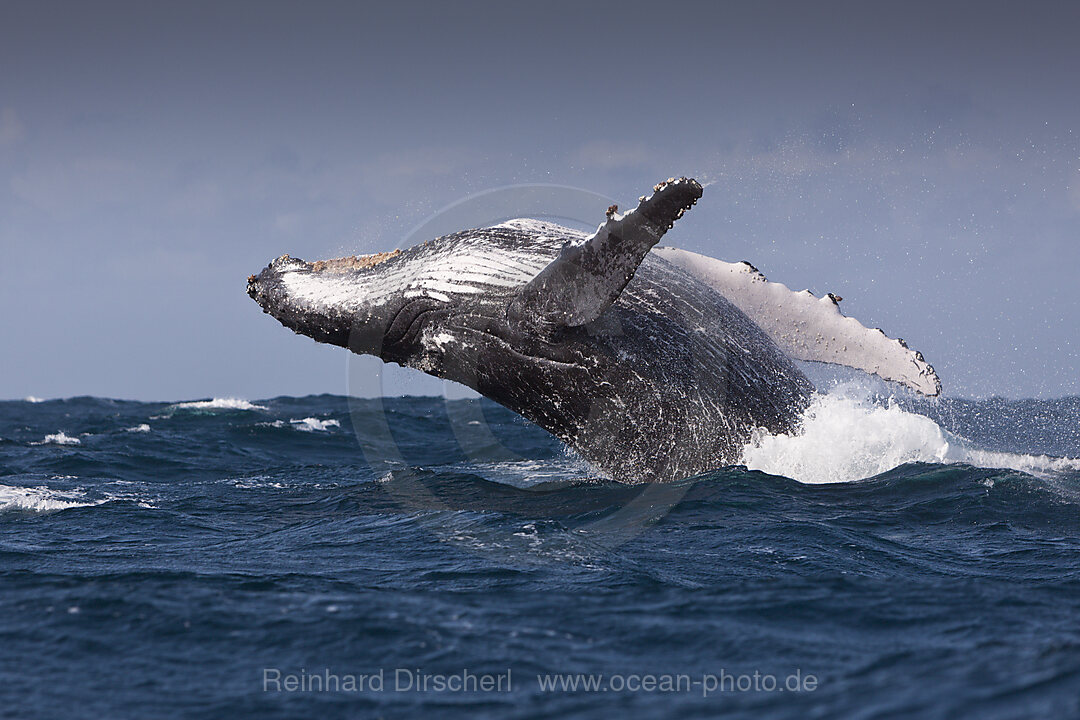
left=741, top=385, right=1080, bottom=484
left=170, top=398, right=267, bottom=412
left=255, top=417, right=341, bottom=432
left=228, top=476, right=290, bottom=489
left=0, top=484, right=98, bottom=513
left=32, top=431, right=81, bottom=446
left=125, top=424, right=151, bottom=433
left=23, top=396, right=46, bottom=403
left=289, top=417, right=340, bottom=432
left=447, top=459, right=595, bottom=488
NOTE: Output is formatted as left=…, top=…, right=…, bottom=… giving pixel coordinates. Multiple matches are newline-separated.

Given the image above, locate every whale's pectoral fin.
left=508, top=177, right=703, bottom=328
left=653, top=247, right=942, bottom=396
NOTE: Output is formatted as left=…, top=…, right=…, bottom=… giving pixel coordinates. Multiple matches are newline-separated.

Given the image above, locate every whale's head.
left=247, top=248, right=427, bottom=359
left=247, top=229, right=557, bottom=361
left=248, top=181, right=707, bottom=371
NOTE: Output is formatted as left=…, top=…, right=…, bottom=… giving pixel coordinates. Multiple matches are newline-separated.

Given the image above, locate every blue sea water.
left=1, top=393, right=1079, bottom=719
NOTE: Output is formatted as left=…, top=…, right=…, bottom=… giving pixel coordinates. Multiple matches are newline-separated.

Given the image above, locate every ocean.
left=2, top=389, right=1079, bottom=718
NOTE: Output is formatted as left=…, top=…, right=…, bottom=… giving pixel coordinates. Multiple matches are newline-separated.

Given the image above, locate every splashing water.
left=741, top=385, right=1080, bottom=484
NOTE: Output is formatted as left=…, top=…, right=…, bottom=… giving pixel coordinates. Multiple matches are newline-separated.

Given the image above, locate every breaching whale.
left=247, top=178, right=940, bottom=483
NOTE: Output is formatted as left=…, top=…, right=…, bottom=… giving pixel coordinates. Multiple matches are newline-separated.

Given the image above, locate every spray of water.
left=741, top=384, right=1080, bottom=484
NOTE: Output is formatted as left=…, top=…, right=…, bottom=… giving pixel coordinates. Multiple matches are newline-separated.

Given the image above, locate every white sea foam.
left=229, top=476, right=289, bottom=489
left=290, top=417, right=340, bottom=432
left=125, top=424, right=151, bottom=433
left=24, top=396, right=46, bottom=403
left=32, top=432, right=81, bottom=446
left=0, top=484, right=97, bottom=513
left=171, top=398, right=267, bottom=411
left=741, top=386, right=1080, bottom=484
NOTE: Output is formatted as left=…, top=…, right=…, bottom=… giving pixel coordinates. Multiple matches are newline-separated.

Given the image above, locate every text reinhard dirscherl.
left=262, top=668, right=818, bottom=697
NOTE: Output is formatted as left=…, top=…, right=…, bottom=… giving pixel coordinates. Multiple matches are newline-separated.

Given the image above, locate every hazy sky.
left=2, top=0, right=1078, bottom=400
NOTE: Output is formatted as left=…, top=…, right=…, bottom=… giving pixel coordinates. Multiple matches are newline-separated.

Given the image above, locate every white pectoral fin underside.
left=653, top=247, right=942, bottom=396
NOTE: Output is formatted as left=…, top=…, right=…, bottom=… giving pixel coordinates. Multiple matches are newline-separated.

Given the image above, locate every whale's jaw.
left=247, top=252, right=404, bottom=354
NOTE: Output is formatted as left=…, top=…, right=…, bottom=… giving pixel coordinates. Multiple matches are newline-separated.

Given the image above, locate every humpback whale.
left=248, top=178, right=940, bottom=483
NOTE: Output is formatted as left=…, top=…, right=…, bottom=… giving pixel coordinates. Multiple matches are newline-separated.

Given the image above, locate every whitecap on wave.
left=741, top=385, right=1080, bottom=484
left=290, top=417, right=340, bottom=432
left=0, top=484, right=98, bottom=513
left=31, top=432, right=81, bottom=446
left=228, top=476, right=290, bottom=489
left=170, top=398, right=267, bottom=412
left=255, top=417, right=341, bottom=432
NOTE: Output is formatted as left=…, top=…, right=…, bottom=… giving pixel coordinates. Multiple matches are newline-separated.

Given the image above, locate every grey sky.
left=2, top=0, right=1078, bottom=400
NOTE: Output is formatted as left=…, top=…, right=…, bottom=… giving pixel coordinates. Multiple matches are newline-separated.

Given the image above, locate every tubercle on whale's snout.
left=246, top=254, right=307, bottom=309
left=246, top=270, right=262, bottom=302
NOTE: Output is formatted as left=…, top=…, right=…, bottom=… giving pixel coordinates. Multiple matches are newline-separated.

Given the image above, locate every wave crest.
left=170, top=398, right=267, bottom=412
left=0, top=484, right=97, bottom=513
left=32, top=431, right=81, bottom=446
left=290, top=417, right=340, bottom=432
